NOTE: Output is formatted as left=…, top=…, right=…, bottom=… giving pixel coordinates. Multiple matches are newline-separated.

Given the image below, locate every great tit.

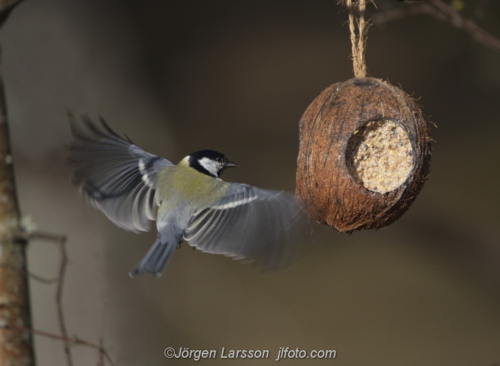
left=68, top=117, right=318, bottom=277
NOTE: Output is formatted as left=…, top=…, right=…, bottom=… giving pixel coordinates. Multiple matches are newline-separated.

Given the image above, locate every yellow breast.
left=156, top=158, right=227, bottom=210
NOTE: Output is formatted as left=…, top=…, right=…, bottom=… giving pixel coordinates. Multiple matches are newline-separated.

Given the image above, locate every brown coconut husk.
left=296, top=77, right=432, bottom=232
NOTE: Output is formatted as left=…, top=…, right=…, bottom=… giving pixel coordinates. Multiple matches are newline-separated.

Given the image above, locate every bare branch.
left=28, top=272, right=58, bottom=284
left=97, top=338, right=104, bottom=366
left=2, top=324, right=116, bottom=366
left=372, top=0, right=500, bottom=51
left=14, top=230, right=117, bottom=365
left=373, top=3, right=440, bottom=24
left=0, top=2, right=35, bottom=363
left=26, top=231, right=73, bottom=366
left=0, top=0, right=24, bottom=27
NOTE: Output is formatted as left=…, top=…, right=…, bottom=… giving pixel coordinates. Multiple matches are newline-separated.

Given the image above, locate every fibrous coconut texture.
left=296, top=77, right=432, bottom=232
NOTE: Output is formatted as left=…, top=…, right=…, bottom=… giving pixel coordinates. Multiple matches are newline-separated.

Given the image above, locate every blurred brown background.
left=1, top=0, right=499, bottom=365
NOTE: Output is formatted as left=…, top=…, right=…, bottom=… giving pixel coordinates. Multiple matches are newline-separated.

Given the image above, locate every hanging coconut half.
left=296, top=77, right=432, bottom=232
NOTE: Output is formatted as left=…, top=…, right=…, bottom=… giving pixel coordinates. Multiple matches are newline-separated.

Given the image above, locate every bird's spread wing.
left=68, top=116, right=173, bottom=232
left=183, top=183, right=318, bottom=270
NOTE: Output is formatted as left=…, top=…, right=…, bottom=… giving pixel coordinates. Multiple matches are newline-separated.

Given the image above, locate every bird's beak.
left=225, top=161, right=238, bottom=168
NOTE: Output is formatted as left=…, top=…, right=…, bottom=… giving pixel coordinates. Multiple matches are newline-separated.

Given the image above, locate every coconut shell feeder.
left=295, top=0, right=432, bottom=232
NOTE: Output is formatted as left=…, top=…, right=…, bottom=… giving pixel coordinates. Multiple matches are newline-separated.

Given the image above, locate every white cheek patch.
left=198, top=157, right=221, bottom=177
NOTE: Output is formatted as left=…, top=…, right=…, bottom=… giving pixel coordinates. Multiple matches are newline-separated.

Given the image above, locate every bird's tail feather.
left=129, top=238, right=176, bottom=277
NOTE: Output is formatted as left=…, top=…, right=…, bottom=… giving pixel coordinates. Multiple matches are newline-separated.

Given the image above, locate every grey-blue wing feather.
left=68, top=116, right=173, bottom=232
left=184, top=183, right=318, bottom=271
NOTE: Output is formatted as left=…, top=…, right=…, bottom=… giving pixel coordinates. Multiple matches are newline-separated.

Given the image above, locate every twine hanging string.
left=345, top=0, right=368, bottom=78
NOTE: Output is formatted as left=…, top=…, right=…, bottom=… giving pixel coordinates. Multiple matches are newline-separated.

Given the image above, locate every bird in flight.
left=68, top=117, right=320, bottom=277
